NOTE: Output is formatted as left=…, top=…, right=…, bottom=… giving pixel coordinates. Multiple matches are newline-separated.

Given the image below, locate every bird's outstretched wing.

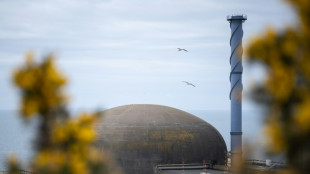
left=182, top=81, right=195, bottom=87
left=177, top=48, right=188, bottom=52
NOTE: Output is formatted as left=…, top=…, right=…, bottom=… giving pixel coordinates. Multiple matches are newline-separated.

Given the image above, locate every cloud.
left=0, top=0, right=296, bottom=110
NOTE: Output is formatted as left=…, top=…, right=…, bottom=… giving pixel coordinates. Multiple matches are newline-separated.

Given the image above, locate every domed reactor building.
left=95, top=104, right=227, bottom=174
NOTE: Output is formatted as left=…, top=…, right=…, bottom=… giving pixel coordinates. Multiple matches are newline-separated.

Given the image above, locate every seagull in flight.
left=182, top=81, right=196, bottom=87
left=177, top=48, right=188, bottom=52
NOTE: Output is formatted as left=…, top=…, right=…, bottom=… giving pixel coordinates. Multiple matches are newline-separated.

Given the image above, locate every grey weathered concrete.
left=95, top=104, right=227, bottom=174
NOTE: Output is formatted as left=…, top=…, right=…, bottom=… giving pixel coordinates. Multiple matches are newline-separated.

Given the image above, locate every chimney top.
left=227, top=14, right=247, bottom=22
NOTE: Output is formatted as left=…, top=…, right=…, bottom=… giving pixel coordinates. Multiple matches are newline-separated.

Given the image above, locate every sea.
left=0, top=109, right=272, bottom=170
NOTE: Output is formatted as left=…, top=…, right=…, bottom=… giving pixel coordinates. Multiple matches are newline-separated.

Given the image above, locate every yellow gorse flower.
left=295, top=96, right=310, bottom=131
left=13, top=53, right=67, bottom=117
left=10, top=53, right=122, bottom=174
left=246, top=0, right=310, bottom=172
left=52, top=113, right=96, bottom=146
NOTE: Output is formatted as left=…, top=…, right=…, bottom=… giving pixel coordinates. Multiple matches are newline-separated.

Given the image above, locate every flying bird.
left=182, top=81, right=196, bottom=87
left=177, top=48, right=188, bottom=52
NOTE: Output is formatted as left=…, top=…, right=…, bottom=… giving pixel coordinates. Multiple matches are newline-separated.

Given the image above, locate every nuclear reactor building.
left=95, top=104, right=227, bottom=174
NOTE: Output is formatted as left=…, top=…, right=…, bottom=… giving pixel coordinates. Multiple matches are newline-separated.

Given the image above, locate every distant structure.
left=227, top=14, right=247, bottom=166
left=177, top=48, right=188, bottom=52
left=95, top=104, right=226, bottom=174
left=182, top=81, right=196, bottom=87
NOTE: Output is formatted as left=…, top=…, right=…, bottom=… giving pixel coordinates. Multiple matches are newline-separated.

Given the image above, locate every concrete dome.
left=95, top=104, right=227, bottom=174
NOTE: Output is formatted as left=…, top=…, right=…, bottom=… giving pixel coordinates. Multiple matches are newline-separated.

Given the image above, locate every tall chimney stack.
left=227, top=14, right=247, bottom=166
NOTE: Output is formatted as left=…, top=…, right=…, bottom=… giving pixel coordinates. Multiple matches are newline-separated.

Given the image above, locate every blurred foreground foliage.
left=8, top=53, right=121, bottom=174
left=246, top=0, right=310, bottom=173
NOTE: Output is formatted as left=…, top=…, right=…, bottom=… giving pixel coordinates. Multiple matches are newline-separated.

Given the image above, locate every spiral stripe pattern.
left=229, top=22, right=243, bottom=100
left=227, top=14, right=246, bottom=166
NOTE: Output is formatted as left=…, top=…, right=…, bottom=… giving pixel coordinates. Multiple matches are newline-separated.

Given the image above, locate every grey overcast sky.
left=0, top=0, right=295, bottom=111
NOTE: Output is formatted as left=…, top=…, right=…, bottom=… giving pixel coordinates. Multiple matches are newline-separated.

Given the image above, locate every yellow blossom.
left=264, top=121, right=287, bottom=152
left=295, top=97, right=310, bottom=131
left=10, top=53, right=121, bottom=174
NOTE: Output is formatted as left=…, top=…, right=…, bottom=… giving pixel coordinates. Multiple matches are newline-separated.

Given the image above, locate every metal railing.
left=246, top=159, right=287, bottom=167
left=154, top=163, right=214, bottom=174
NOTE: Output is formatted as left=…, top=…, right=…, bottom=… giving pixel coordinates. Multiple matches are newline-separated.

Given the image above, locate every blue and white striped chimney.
left=227, top=14, right=247, bottom=166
